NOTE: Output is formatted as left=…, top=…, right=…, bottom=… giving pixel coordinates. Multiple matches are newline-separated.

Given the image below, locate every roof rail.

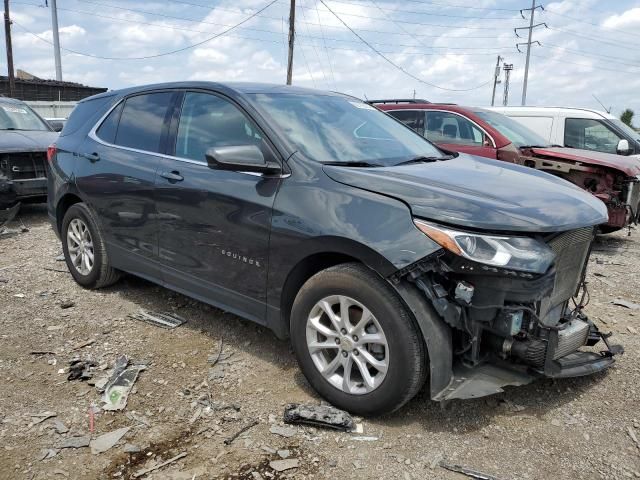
left=367, top=99, right=431, bottom=105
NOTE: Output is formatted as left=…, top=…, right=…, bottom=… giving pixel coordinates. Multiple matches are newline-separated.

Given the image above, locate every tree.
left=620, top=109, right=635, bottom=128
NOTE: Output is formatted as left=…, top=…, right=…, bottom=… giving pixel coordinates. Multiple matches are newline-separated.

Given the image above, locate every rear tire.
left=290, top=263, right=427, bottom=416
left=62, top=202, right=120, bottom=289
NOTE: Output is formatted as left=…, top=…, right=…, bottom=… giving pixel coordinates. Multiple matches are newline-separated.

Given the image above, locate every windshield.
left=250, top=93, right=444, bottom=166
left=473, top=109, right=550, bottom=148
left=610, top=118, right=640, bottom=142
left=0, top=103, right=50, bottom=131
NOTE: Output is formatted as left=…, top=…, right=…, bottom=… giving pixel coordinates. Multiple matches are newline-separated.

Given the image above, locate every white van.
left=486, top=106, right=640, bottom=159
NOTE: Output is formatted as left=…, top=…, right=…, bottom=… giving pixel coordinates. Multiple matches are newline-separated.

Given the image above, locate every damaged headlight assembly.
left=413, top=219, right=555, bottom=274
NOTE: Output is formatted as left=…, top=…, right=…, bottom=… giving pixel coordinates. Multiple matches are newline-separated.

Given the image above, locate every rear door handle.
left=160, top=170, right=184, bottom=182
left=81, top=152, right=100, bottom=162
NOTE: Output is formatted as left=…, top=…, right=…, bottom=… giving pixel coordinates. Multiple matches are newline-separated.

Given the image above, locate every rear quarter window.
left=114, top=92, right=174, bottom=153
left=59, top=94, right=116, bottom=137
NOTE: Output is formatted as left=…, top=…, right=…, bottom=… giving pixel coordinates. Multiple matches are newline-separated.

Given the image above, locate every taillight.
left=47, top=144, right=57, bottom=163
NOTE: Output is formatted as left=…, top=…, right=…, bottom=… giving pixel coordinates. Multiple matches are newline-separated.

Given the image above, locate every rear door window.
left=388, top=110, right=425, bottom=135
left=564, top=118, right=623, bottom=153
left=425, top=111, right=484, bottom=146
left=114, top=92, right=174, bottom=153
left=174, top=91, right=263, bottom=163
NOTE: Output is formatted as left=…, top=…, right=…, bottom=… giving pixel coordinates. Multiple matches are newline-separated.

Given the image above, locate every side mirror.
left=617, top=139, right=631, bottom=155
left=49, top=121, right=64, bottom=132
left=205, top=145, right=280, bottom=174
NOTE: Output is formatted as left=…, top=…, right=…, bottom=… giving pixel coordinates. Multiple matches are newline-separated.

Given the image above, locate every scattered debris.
left=29, top=411, right=56, bottom=425
left=611, top=298, right=640, bottom=310
left=53, top=420, right=69, bottom=434
left=90, top=427, right=131, bottom=454
left=0, top=202, right=20, bottom=229
left=55, top=254, right=65, bottom=262
left=224, top=419, right=259, bottom=445
left=269, top=424, right=296, bottom=438
left=128, top=310, right=186, bottom=329
left=60, top=435, right=91, bottom=449
left=38, top=448, right=59, bottom=460
left=283, top=403, right=355, bottom=432
left=627, top=326, right=638, bottom=334
left=47, top=325, right=63, bottom=331
left=72, top=339, right=96, bottom=350
left=30, top=350, right=57, bottom=355
left=269, top=459, right=300, bottom=472
left=351, top=436, right=379, bottom=441
left=440, top=462, right=502, bottom=480
left=67, top=359, right=96, bottom=381
left=102, top=355, right=146, bottom=411
left=123, top=443, right=141, bottom=453
left=13, top=293, right=25, bottom=298
left=628, top=427, right=639, bottom=446
left=60, top=300, right=75, bottom=309
left=132, top=451, right=188, bottom=478
left=277, top=449, right=290, bottom=459
left=208, top=336, right=224, bottom=366
left=43, top=267, right=70, bottom=273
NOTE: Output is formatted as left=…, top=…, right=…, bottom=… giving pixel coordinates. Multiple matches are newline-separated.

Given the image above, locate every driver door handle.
left=160, top=170, right=184, bottom=182
left=81, top=152, right=100, bottom=162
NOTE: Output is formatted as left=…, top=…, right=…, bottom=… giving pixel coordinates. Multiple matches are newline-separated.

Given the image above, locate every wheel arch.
left=273, top=236, right=398, bottom=338
left=56, top=192, right=84, bottom=234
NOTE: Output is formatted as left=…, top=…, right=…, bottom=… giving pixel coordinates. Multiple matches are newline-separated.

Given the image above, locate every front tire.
left=291, top=263, right=427, bottom=416
left=62, top=202, right=120, bottom=289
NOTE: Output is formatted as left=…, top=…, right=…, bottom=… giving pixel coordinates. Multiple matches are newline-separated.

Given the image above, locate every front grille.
left=546, top=227, right=594, bottom=309
left=554, top=319, right=590, bottom=359
left=0, top=152, right=47, bottom=180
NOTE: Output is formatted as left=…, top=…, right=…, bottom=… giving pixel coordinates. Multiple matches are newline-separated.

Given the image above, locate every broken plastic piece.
left=440, top=461, right=502, bottom=480
left=101, top=355, right=146, bottom=411
left=283, top=403, right=355, bottom=432
left=128, top=310, right=186, bottom=329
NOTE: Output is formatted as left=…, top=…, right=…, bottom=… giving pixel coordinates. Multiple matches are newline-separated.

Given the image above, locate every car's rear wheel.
left=62, top=203, right=120, bottom=289
left=291, top=263, right=427, bottom=416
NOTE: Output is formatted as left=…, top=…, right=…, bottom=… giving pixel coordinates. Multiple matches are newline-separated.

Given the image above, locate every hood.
left=0, top=130, right=59, bottom=152
left=530, top=147, right=640, bottom=177
left=323, top=154, right=608, bottom=233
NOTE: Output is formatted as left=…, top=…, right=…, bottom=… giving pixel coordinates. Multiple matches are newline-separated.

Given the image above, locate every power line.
left=547, top=26, right=639, bottom=50
left=15, top=2, right=515, bottom=55
left=297, top=0, right=329, bottom=88
left=318, top=0, right=493, bottom=92
left=297, top=0, right=517, bottom=20
left=12, top=0, right=279, bottom=60
left=543, top=9, right=640, bottom=41
left=343, top=0, right=521, bottom=12
left=309, top=0, right=337, bottom=88
left=530, top=52, right=640, bottom=75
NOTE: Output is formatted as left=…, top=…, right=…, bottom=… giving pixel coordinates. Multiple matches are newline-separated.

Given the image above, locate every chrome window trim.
left=88, top=94, right=290, bottom=178
left=386, top=108, right=497, bottom=149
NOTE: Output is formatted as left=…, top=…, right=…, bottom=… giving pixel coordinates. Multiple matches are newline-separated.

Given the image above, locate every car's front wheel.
left=62, top=202, right=120, bottom=289
left=291, top=263, right=427, bottom=416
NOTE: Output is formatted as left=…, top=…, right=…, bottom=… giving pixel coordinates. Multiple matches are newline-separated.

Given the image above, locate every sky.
left=5, top=0, right=640, bottom=120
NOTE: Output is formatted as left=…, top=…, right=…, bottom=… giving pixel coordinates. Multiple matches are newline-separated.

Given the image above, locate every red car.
left=373, top=100, right=640, bottom=232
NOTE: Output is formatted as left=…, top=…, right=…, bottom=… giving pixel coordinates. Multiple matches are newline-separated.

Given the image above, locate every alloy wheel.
left=67, top=218, right=94, bottom=276
left=306, top=295, right=389, bottom=395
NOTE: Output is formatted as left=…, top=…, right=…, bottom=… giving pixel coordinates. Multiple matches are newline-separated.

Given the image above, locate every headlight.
left=414, top=219, right=555, bottom=274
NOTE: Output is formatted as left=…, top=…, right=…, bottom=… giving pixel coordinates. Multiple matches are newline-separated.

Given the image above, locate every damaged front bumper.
left=392, top=226, right=623, bottom=402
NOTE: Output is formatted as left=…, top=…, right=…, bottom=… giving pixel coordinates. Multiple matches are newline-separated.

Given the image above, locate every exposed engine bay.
left=522, top=152, right=640, bottom=231
left=394, top=226, right=623, bottom=401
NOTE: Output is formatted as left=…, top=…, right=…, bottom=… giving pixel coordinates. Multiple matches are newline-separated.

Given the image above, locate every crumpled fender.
left=392, top=281, right=454, bottom=400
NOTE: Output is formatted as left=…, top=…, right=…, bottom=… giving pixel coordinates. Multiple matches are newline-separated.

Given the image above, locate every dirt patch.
left=0, top=204, right=639, bottom=480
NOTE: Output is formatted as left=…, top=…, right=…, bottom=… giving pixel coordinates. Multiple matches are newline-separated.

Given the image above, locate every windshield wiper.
left=322, top=161, right=384, bottom=168
left=394, top=155, right=454, bottom=166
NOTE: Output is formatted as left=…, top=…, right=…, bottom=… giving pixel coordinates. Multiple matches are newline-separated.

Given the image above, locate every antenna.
left=592, top=94, right=611, bottom=114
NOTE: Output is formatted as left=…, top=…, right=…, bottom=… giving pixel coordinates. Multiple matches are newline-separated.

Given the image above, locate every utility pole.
left=490, top=55, right=503, bottom=106
left=3, top=0, right=15, bottom=97
left=515, top=0, right=546, bottom=106
left=286, top=0, right=295, bottom=85
left=50, top=0, right=63, bottom=81
left=502, top=64, right=513, bottom=106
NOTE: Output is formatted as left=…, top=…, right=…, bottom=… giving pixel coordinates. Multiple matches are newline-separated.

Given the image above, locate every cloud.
left=603, top=7, right=640, bottom=29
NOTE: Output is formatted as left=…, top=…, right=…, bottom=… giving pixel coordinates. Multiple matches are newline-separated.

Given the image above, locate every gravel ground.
left=1, top=204, right=639, bottom=480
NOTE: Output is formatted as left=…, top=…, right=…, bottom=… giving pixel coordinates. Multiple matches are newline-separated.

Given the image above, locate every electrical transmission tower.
left=515, top=0, right=546, bottom=106
left=502, top=64, right=513, bottom=106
